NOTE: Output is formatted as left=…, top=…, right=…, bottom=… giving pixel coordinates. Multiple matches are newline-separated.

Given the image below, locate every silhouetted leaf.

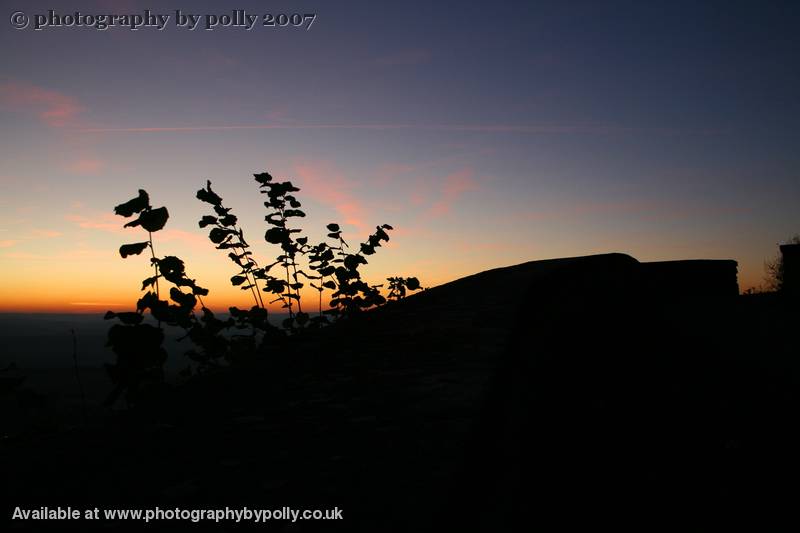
left=170, top=287, right=196, bottom=309
left=406, top=277, right=421, bottom=290
left=253, top=172, right=273, bottom=185
left=104, top=311, right=143, bottom=325
left=265, top=213, right=285, bottom=227
left=344, top=254, right=367, bottom=271
left=231, top=275, right=247, bottom=286
left=192, top=285, right=209, bottom=296
left=141, top=275, right=159, bottom=290
left=196, top=180, right=222, bottom=205
left=326, top=223, right=340, bottom=232
left=136, top=291, right=160, bottom=312
left=157, top=256, right=186, bottom=283
left=322, top=280, right=337, bottom=290
left=119, top=242, right=150, bottom=258
left=265, top=278, right=287, bottom=293
left=124, top=207, right=169, bottom=232
left=375, top=227, right=390, bottom=242
left=213, top=205, right=231, bottom=217
left=198, top=215, right=217, bottom=228
left=265, top=227, right=288, bottom=244
left=209, top=227, right=235, bottom=244
left=114, top=190, right=150, bottom=217
left=284, top=209, right=306, bottom=218
left=140, top=207, right=169, bottom=232
left=219, top=214, right=238, bottom=227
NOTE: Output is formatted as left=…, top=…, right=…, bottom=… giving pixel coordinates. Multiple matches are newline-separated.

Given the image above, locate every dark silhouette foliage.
left=104, top=172, right=423, bottom=404
left=104, top=190, right=228, bottom=406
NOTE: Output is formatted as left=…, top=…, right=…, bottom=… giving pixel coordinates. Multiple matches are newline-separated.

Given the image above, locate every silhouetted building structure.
left=780, top=243, right=800, bottom=297
left=639, top=259, right=739, bottom=302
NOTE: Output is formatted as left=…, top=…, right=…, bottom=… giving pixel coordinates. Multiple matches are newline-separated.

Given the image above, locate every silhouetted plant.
left=254, top=171, right=311, bottom=330
left=105, top=189, right=222, bottom=406
left=306, top=238, right=338, bottom=326
left=326, top=224, right=394, bottom=317
left=195, top=173, right=425, bottom=324
left=197, top=180, right=266, bottom=310
left=196, top=180, right=284, bottom=348
left=104, top=173, right=423, bottom=402
left=386, top=276, right=423, bottom=301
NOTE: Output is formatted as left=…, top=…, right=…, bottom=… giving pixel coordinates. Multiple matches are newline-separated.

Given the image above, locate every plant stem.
left=234, top=227, right=265, bottom=309
left=291, top=261, right=303, bottom=314
left=284, top=259, right=294, bottom=319
left=148, top=231, right=159, bottom=299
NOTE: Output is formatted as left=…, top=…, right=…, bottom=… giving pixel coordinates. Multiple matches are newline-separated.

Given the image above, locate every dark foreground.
left=2, top=254, right=799, bottom=531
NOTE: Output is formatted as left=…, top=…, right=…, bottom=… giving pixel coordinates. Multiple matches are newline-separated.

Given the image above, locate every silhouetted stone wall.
left=639, top=260, right=739, bottom=302
left=780, top=244, right=800, bottom=296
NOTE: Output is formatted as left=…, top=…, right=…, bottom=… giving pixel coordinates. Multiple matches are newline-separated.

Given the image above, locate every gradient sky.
left=1, top=0, right=798, bottom=312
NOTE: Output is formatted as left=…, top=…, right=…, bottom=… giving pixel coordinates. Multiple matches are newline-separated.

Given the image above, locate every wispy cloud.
left=0, top=230, right=62, bottom=249
left=70, top=301, right=124, bottom=307
left=159, top=228, right=211, bottom=249
left=66, top=212, right=209, bottom=249
left=67, top=157, right=105, bottom=176
left=0, top=81, right=83, bottom=127
left=293, top=162, right=369, bottom=231
left=28, top=229, right=62, bottom=238
left=429, top=168, right=479, bottom=216
left=77, top=122, right=709, bottom=135
left=66, top=213, right=123, bottom=233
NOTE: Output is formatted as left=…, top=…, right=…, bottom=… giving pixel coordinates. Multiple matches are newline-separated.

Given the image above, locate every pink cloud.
left=0, top=240, right=18, bottom=248
left=29, top=229, right=62, bottom=238
left=0, top=81, right=83, bottom=127
left=67, top=157, right=105, bottom=175
left=429, top=168, right=479, bottom=216
left=158, top=228, right=210, bottom=249
left=293, top=162, right=369, bottom=231
left=66, top=213, right=124, bottom=233
left=77, top=122, right=675, bottom=135
left=66, top=212, right=212, bottom=249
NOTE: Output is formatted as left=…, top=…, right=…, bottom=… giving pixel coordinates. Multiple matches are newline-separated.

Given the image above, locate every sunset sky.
left=1, top=0, right=798, bottom=312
